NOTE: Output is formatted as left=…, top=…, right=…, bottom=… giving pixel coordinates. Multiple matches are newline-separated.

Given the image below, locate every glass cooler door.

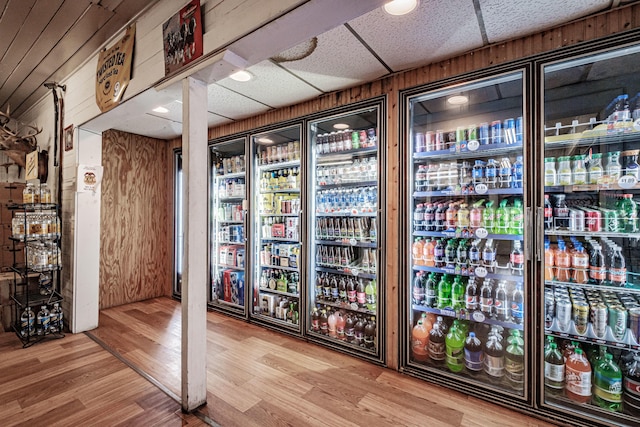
left=541, top=44, right=640, bottom=425
left=405, top=70, right=529, bottom=398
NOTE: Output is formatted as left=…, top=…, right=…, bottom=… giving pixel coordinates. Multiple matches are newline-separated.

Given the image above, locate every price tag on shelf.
left=475, top=228, right=489, bottom=239
left=471, top=311, right=486, bottom=322
left=474, top=266, right=488, bottom=278
left=634, top=118, right=640, bottom=132
left=351, top=209, right=359, bottom=216
left=351, top=267, right=360, bottom=277
left=350, top=302, right=359, bottom=311
left=475, top=183, right=488, bottom=194
left=349, top=238, right=358, bottom=246
left=441, top=309, right=456, bottom=317
left=467, top=140, right=480, bottom=151
left=618, top=175, right=638, bottom=189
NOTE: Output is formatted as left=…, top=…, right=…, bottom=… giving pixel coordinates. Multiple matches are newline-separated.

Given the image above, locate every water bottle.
left=512, top=156, right=523, bottom=188
left=36, top=305, right=50, bottom=336
left=20, top=307, right=35, bottom=337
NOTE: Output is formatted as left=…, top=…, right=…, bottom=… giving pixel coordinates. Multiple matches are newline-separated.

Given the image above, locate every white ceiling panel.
left=112, top=113, right=182, bottom=140
left=277, top=25, right=389, bottom=93
left=207, top=83, right=271, bottom=120
left=480, top=0, right=610, bottom=43
left=216, top=60, right=322, bottom=108
left=348, top=0, right=484, bottom=72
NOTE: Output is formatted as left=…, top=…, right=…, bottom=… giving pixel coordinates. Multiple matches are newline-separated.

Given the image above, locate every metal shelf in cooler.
left=214, top=263, right=244, bottom=270
left=306, top=329, right=377, bottom=354
left=260, top=213, right=299, bottom=217
left=210, top=299, right=244, bottom=310
left=316, top=266, right=376, bottom=280
left=260, top=188, right=301, bottom=194
left=316, top=146, right=378, bottom=160
left=257, top=287, right=299, bottom=298
left=257, top=160, right=300, bottom=172
left=215, top=171, right=245, bottom=179
left=217, top=220, right=243, bottom=224
left=545, top=183, right=640, bottom=192
left=318, top=181, right=378, bottom=190
left=314, top=298, right=376, bottom=316
left=545, top=229, right=640, bottom=239
left=545, top=280, right=640, bottom=292
left=315, top=211, right=377, bottom=217
left=261, top=237, right=300, bottom=243
left=544, top=131, right=640, bottom=150
left=252, top=312, right=300, bottom=330
left=413, top=141, right=523, bottom=160
left=412, top=264, right=524, bottom=283
left=412, top=304, right=524, bottom=331
left=413, top=187, right=523, bottom=198
left=413, top=230, right=523, bottom=241
left=219, top=196, right=244, bottom=202
left=260, top=264, right=299, bottom=272
left=214, top=241, right=245, bottom=246
left=315, top=239, right=377, bottom=248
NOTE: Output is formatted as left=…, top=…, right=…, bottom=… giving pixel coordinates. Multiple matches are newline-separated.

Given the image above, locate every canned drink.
left=556, top=298, right=572, bottom=332
left=568, top=209, right=585, bottom=232
left=414, top=132, right=426, bottom=153
left=515, top=116, right=523, bottom=143
left=609, top=305, right=628, bottom=341
left=479, top=123, right=490, bottom=145
left=456, top=126, right=467, bottom=144
left=351, top=131, right=360, bottom=149
left=425, top=131, right=435, bottom=152
left=359, top=130, right=368, bottom=146
left=545, top=293, right=555, bottom=329
left=468, top=124, right=478, bottom=142
left=435, top=130, right=445, bottom=151
left=603, top=209, right=619, bottom=232
left=446, top=131, right=457, bottom=150
left=585, top=209, right=602, bottom=232
left=503, top=118, right=516, bottom=144
left=367, top=128, right=377, bottom=146
left=629, top=308, right=640, bottom=342
left=591, top=302, right=608, bottom=338
left=491, top=120, right=502, bottom=144
left=573, top=300, right=589, bottom=335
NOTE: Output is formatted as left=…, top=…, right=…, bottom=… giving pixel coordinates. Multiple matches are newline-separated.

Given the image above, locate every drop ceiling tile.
left=277, top=25, right=388, bottom=93
left=113, top=114, right=183, bottom=140
left=207, top=84, right=271, bottom=120
left=217, top=60, right=322, bottom=108
left=348, top=0, right=483, bottom=72
left=480, top=0, right=609, bottom=43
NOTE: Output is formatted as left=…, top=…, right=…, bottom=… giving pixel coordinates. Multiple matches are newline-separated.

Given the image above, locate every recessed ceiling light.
left=447, top=95, right=469, bottom=105
left=383, top=0, right=418, bottom=16
left=229, top=70, right=253, bottom=82
left=152, top=106, right=169, bottom=113
left=333, top=123, right=349, bottom=130
left=257, top=137, right=273, bottom=143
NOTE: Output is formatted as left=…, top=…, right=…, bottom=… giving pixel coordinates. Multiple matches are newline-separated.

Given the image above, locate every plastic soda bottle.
left=495, top=199, right=510, bottom=234
left=428, top=317, right=446, bottom=365
left=451, top=275, right=465, bottom=310
left=36, top=305, right=50, bottom=336
left=469, top=200, right=484, bottom=229
left=509, top=199, right=524, bottom=235
left=411, top=319, right=430, bottom=362
left=593, top=352, right=622, bottom=412
left=511, top=283, right=524, bottom=324
left=565, top=348, right=592, bottom=403
left=555, top=241, right=571, bottom=283
left=619, top=194, right=638, bottom=232
left=365, top=280, right=377, bottom=311
left=544, top=342, right=565, bottom=395
left=437, top=274, right=452, bottom=309
left=544, top=240, right=555, bottom=281
left=482, top=201, right=495, bottom=231
left=412, top=272, right=425, bottom=305
left=327, top=311, right=337, bottom=338
left=20, top=306, right=35, bottom=337
left=512, top=155, right=524, bottom=188
left=464, top=331, right=484, bottom=375
left=505, top=330, right=524, bottom=390
left=445, top=320, right=465, bottom=373
left=484, top=335, right=505, bottom=382
left=457, top=203, right=470, bottom=228
left=425, top=273, right=437, bottom=308
left=544, top=157, right=557, bottom=186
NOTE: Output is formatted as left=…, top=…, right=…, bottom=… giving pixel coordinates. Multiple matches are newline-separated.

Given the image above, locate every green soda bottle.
left=483, top=200, right=495, bottom=231
left=619, top=194, right=638, bottom=232
left=495, top=199, right=510, bottom=234
left=593, top=352, right=623, bottom=412
left=451, top=275, right=465, bottom=310
left=437, top=274, right=452, bottom=309
left=505, top=330, right=525, bottom=391
left=509, top=199, right=524, bottom=235
left=445, top=320, right=465, bottom=373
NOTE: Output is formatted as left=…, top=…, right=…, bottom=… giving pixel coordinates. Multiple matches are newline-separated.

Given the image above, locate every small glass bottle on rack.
left=571, top=155, right=587, bottom=185
left=40, top=183, right=52, bottom=204
left=544, top=158, right=557, bottom=186
left=605, top=151, right=622, bottom=182
left=557, top=156, right=572, bottom=186
left=23, top=183, right=35, bottom=204
left=587, top=153, right=603, bottom=184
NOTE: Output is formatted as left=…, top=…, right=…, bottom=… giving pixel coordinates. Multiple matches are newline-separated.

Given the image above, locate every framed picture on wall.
left=64, top=125, right=73, bottom=151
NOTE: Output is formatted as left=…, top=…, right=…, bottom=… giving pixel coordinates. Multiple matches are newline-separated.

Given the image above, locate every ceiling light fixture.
left=229, top=70, right=253, bottom=82
left=383, top=0, right=418, bottom=16
left=257, top=137, right=273, bottom=144
left=333, top=123, right=349, bottom=130
left=447, top=95, right=469, bottom=105
left=152, top=106, right=169, bottom=113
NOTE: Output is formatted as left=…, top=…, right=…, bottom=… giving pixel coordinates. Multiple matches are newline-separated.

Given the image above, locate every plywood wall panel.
left=100, top=130, right=170, bottom=309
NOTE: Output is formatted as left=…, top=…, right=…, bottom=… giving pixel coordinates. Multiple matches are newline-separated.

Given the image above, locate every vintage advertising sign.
left=162, top=0, right=203, bottom=75
left=77, top=164, right=103, bottom=193
left=25, top=150, right=38, bottom=181
left=96, top=24, right=136, bottom=113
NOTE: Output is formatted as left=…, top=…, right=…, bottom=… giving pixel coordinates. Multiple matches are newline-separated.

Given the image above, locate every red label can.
left=586, top=209, right=601, bottom=232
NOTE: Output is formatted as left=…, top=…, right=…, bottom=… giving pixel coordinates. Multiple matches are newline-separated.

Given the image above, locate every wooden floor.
left=0, top=323, right=205, bottom=426
left=83, top=297, right=560, bottom=427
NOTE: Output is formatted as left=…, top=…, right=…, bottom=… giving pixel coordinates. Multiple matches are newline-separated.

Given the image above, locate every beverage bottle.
left=437, top=274, right=452, bottom=309
left=365, top=280, right=377, bottom=311
left=468, top=239, right=480, bottom=267
left=608, top=246, right=626, bottom=286
left=456, top=239, right=469, bottom=274
left=544, top=194, right=553, bottom=230
left=494, top=281, right=509, bottom=321
left=423, top=239, right=436, bottom=267
left=553, top=194, right=569, bottom=230
left=36, top=305, right=50, bottom=336
left=362, top=246, right=371, bottom=272
left=512, top=155, right=524, bottom=189
left=412, top=272, right=425, bottom=305
left=336, top=311, right=346, bottom=340
left=369, top=217, right=377, bottom=241
left=544, top=157, right=557, bottom=186
left=327, top=246, right=335, bottom=266
left=544, top=240, right=555, bottom=281
left=20, top=306, right=35, bottom=338
left=495, top=199, right=510, bottom=234
left=320, top=309, right=329, bottom=335
left=412, top=319, right=430, bottom=362
left=347, top=278, right=357, bottom=304
left=606, top=151, right=622, bottom=182
left=413, top=203, right=425, bottom=231
left=465, top=277, right=478, bottom=311
left=623, top=354, right=640, bottom=415
left=619, top=193, right=638, bottom=233
left=329, top=275, right=339, bottom=301
left=482, top=239, right=496, bottom=272
left=435, top=203, right=446, bottom=231
left=505, top=330, right=525, bottom=391
left=444, top=239, right=457, bottom=267
left=484, top=335, right=505, bottom=382
left=425, top=273, right=437, bottom=308
left=509, top=199, right=524, bottom=235
left=464, top=331, right=484, bottom=375
left=49, top=302, right=60, bottom=333
left=565, top=348, right=592, bottom=403
left=338, top=277, right=347, bottom=302
left=482, top=201, right=496, bottom=231
left=451, top=275, right=465, bottom=310
left=544, top=342, right=565, bottom=395
left=424, top=203, right=435, bottom=231
left=480, top=279, right=494, bottom=318
left=485, top=159, right=498, bottom=189
left=557, top=156, right=572, bottom=185
left=457, top=203, right=470, bottom=229
left=459, top=161, right=472, bottom=191
left=588, top=153, right=604, bottom=184
left=345, top=314, right=355, bottom=342
left=434, top=239, right=445, bottom=267
left=327, top=310, right=337, bottom=338
left=510, top=240, right=524, bottom=275
left=593, top=352, right=623, bottom=411
left=364, top=317, right=376, bottom=349
left=437, top=162, right=449, bottom=190
left=426, top=164, right=437, bottom=191
left=498, top=157, right=512, bottom=189
left=555, top=241, right=571, bottom=282
left=472, top=160, right=485, bottom=186
left=445, top=203, right=458, bottom=230
left=311, top=307, right=320, bottom=332
left=415, top=165, right=426, bottom=192
left=570, top=244, right=589, bottom=284
left=445, top=320, right=465, bottom=373
left=356, top=279, right=366, bottom=308
left=511, top=283, right=524, bottom=324
left=428, top=317, right=446, bottom=365
left=572, top=155, right=587, bottom=185
left=469, top=200, right=484, bottom=229
left=354, top=316, right=365, bottom=346
left=589, top=243, right=607, bottom=286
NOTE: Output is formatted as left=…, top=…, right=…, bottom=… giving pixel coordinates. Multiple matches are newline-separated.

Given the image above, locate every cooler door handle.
left=536, top=206, right=543, bottom=262
left=297, top=209, right=303, bottom=244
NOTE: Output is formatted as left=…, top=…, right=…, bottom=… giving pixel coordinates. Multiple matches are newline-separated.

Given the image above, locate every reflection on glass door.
left=173, top=150, right=183, bottom=297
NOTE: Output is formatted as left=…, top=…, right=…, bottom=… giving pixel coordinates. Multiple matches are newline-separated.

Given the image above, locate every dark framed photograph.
left=64, top=125, right=73, bottom=151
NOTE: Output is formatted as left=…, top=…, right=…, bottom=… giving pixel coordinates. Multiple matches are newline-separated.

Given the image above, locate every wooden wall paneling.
left=100, top=130, right=170, bottom=309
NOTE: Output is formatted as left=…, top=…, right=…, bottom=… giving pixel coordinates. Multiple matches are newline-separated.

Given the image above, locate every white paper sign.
left=77, top=164, right=103, bottom=193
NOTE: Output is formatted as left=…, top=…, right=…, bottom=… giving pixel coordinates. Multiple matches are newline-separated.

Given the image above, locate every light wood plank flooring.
left=0, top=324, right=205, bottom=426
left=87, top=297, right=560, bottom=427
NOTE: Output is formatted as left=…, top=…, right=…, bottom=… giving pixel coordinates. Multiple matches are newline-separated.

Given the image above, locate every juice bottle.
left=336, top=311, right=346, bottom=340
left=469, top=200, right=484, bottom=229
left=327, top=310, right=337, bottom=337
left=411, top=319, right=430, bottom=362
left=412, top=238, right=425, bottom=266
left=423, top=239, right=436, bottom=267
left=457, top=203, right=470, bottom=228
left=570, top=244, right=589, bottom=284
left=555, top=241, right=571, bottom=282
left=544, top=240, right=555, bottom=281
left=544, top=157, right=557, bottom=186
left=565, top=348, right=592, bottom=404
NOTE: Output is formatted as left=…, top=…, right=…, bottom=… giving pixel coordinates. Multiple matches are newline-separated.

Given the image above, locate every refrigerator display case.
left=209, top=137, right=248, bottom=316
left=250, top=125, right=303, bottom=333
left=540, top=44, right=640, bottom=425
left=306, top=100, right=385, bottom=361
left=402, top=71, right=529, bottom=399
